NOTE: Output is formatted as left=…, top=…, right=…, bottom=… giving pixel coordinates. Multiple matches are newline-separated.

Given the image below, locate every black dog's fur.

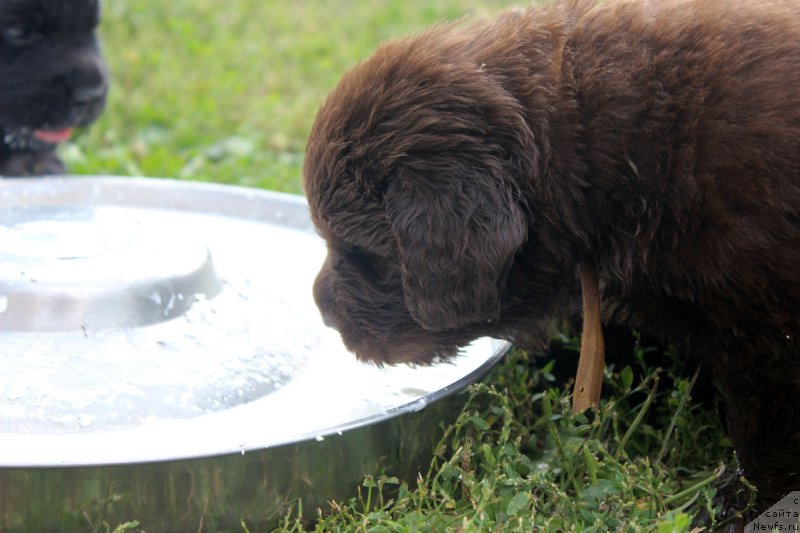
left=304, top=0, right=800, bottom=525
left=0, top=0, right=107, bottom=176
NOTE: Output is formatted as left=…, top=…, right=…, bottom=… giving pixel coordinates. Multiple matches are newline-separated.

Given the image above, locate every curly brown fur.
left=304, top=0, right=800, bottom=524
left=0, top=0, right=107, bottom=176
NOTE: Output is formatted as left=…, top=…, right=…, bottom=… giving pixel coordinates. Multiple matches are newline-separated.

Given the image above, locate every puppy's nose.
left=69, top=48, right=108, bottom=109
left=315, top=283, right=337, bottom=328
left=320, top=310, right=336, bottom=328
left=73, top=80, right=107, bottom=106
left=313, top=260, right=338, bottom=330
left=72, top=60, right=107, bottom=106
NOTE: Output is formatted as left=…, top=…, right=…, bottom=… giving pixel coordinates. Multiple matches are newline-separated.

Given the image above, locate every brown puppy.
left=304, top=0, right=800, bottom=522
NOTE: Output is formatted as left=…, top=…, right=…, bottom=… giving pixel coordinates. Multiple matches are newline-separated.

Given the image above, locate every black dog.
left=304, top=0, right=800, bottom=527
left=0, top=0, right=107, bottom=176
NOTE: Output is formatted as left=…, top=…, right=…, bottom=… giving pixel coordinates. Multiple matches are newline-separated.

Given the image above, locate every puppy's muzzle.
left=68, top=48, right=108, bottom=126
left=73, top=76, right=106, bottom=112
left=313, top=258, right=337, bottom=329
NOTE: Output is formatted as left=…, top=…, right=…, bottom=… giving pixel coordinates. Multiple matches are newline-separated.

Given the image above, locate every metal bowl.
left=0, top=177, right=509, bottom=532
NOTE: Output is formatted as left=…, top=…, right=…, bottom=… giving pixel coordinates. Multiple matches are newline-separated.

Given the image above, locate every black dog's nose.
left=68, top=44, right=108, bottom=114
left=73, top=80, right=107, bottom=106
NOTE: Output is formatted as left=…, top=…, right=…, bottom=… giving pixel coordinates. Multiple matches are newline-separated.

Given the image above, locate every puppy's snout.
left=313, top=258, right=337, bottom=329
left=73, top=77, right=106, bottom=106
left=69, top=50, right=108, bottom=119
left=320, top=310, right=335, bottom=328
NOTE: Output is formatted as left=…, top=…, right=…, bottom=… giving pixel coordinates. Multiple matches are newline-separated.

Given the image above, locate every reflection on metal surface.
left=0, top=204, right=221, bottom=331
left=0, top=177, right=510, bottom=532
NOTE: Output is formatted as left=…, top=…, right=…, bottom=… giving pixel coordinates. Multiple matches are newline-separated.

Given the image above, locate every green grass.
left=71, top=1, right=741, bottom=530
left=271, top=338, right=738, bottom=532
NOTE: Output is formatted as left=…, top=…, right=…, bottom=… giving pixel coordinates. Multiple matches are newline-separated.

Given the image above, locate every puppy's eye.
left=3, top=24, right=41, bottom=47
left=346, top=247, right=392, bottom=283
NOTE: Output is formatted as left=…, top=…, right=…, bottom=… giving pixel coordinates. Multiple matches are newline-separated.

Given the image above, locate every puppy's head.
left=304, top=29, right=546, bottom=364
left=0, top=0, right=107, bottom=151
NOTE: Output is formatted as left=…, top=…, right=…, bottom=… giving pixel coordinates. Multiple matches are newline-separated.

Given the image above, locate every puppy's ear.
left=384, top=167, right=527, bottom=331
